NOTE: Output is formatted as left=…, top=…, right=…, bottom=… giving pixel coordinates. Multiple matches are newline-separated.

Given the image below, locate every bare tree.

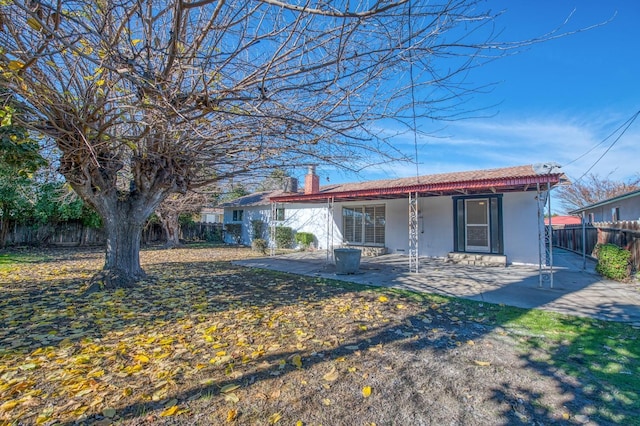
left=557, top=174, right=640, bottom=213
left=0, top=0, right=598, bottom=288
left=155, top=190, right=208, bottom=248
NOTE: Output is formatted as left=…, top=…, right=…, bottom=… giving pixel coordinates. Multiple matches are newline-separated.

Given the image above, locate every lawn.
left=0, top=245, right=638, bottom=425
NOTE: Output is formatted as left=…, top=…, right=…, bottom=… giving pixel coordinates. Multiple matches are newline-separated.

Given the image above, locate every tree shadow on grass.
left=1, top=247, right=638, bottom=425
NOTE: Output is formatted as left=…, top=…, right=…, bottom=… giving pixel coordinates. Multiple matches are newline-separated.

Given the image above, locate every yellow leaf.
left=268, top=412, right=282, bottom=424
left=0, top=400, right=19, bottom=411
left=27, top=17, right=42, bottom=31
left=474, top=360, right=491, bottom=366
left=227, top=409, right=238, bottom=422
left=296, top=422, right=304, bottom=426
left=135, top=354, right=150, bottom=363
left=362, top=386, right=372, bottom=397
left=396, top=304, right=406, bottom=309
left=347, top=366, right=357, bottom=373
left=132, top=39, right=142, bottom=46
left=467, top=340, right=475, bottom=346
left=378, top=295, right=389, bottom=302
left=96, top=79, right=105, bottom=86
left=322, top=398, right=331, bottom=406
left=8, top=61, right=24, bottom=71
left=160, top=405, right=179, bottom=416
left=220, top=384, right=240, bottom=393
left=292, top=354, right=302, bottom=369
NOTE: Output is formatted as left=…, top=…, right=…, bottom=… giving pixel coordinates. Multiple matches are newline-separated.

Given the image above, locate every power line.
left=566, top=109, right=640, bottom=184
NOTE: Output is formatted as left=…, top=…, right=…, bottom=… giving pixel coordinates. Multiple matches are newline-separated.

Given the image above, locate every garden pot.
left=334, top=248, right=362, bottom=274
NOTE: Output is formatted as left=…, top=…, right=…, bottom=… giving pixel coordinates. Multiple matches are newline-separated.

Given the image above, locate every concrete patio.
left=234, top=248, right=640, bottom=326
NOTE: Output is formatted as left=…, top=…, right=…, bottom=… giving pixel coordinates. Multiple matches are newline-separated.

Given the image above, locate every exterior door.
left=465, top=199, right=490, bottom=252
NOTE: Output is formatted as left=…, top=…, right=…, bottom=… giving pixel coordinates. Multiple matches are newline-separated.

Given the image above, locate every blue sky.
left=317, top=1, right=640, bottom=194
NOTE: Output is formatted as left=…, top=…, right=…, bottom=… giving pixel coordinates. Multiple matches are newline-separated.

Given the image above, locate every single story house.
left=221, top=163, right=567, bottom=266
left=569, top=189, right=640, bottom=223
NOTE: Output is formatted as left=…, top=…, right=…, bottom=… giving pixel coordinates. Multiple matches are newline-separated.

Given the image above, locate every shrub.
left=251, top=220, right=265, bottom=239
left=224, top=223, right=242, bottom=244
left=275, top=226, right=295, bottom=249
left=595, top=243, right=631, bottom=282
left=251, top=238, right=268, bottom=254
left=295, top=232, right=315, bottom=249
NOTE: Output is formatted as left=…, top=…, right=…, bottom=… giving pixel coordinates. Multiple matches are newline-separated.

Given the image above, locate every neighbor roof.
left=271, top=164, right=568, bottom=203
left=219, top=189, right=301, bottom=208
left=569, top=188, right=640, bottom=215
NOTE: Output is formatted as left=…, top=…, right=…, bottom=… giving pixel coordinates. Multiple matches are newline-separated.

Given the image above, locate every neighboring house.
left=200, top=207, right=224, bottom=223
left=222, top=164, right=567, bottom=265
left=569, top=189, right=640, bottom=223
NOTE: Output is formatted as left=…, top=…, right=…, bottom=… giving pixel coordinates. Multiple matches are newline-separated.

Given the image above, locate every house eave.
left=270, top=175, right=563, bottom=204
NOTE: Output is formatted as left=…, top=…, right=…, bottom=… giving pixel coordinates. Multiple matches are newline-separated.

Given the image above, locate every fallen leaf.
left=362, top=386, right=372, bottom=397
left=378, top=295, right=389, bottom=302
left=322, top=398, right=331, bottom=406
left=224, top=392, right=239, bottom=403
left=292, top=354, right=302, bottom=369
left=227, top=409, right=238, bottom=422
left=134, top=354, right=150, bottom=363
left=102, top=408, right=116, bottom=418
left=221, top=384, right=241, bottom=393
left=160, top=405, right=179, bottom=416
left=323, top=367, right=339, bottom=382
left=268, top=412, right=282, bottom=424
left=474, top=360, right=491, bottom=366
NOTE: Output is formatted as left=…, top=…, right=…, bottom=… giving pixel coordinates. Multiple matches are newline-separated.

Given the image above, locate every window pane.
left=466, top=200, right=488, bottom=224
left=456, top=199, right=465, bottom=251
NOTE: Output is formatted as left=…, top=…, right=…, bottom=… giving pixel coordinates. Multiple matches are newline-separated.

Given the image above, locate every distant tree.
left=0, top=110, right=45, bottom=247
left=257, top=169, right=290, bottom=192
left=556, top=173, right=640, bottom=213
left=155, top=190, right=207, bottom=248
left=0, top=0, right=597, bottom=287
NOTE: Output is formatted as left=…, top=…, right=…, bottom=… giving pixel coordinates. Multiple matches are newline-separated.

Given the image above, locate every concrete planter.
left=334, top=248, right=362, bottom=274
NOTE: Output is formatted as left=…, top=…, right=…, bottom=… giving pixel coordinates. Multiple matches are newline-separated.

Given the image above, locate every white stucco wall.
left=419, top=196, right=454, bottom=258
left=223, top=203, right=337, bottom=248
left=225, top=191, right=542, bottom=264
left=502, top=191, right=540, bottom=264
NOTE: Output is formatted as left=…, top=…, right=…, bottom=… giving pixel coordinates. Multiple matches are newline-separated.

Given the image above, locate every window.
left=342, top=205, right=385, bottom=245
left=453, top=195, right=503, bottom=254
left=275, top=207, right=285, bottom=221
left=612, top=207, right=620, bottom=222
left=232, top=209, right=244, bottom=222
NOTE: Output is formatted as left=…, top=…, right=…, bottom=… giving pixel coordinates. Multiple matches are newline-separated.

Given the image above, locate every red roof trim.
left=270, top=174, right=563, bottom=203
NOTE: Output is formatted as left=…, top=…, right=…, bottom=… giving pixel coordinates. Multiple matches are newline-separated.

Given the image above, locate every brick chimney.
left=304, top=165, right=320, bottom=195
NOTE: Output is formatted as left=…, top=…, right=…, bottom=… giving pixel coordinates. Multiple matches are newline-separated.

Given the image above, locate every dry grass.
left=0, top=245, right=638, bottom=425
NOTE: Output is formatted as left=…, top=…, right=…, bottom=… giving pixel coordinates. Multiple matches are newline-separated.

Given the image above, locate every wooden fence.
left=3, top=221, right=224, bottom=247
left=553, top=221, right=640, bottom=271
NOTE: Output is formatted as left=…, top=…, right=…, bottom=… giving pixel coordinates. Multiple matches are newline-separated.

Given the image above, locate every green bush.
left=251, top=220, right=265, bottom=239
left=595, top=243, right=631, bottom=282
left=251, top=238, right=268, bottom=254
left=224, top=223, right=242, bottom=244
left=295, top=232, right=315, bottom=249
left=275, top=226, right=295, bottom=249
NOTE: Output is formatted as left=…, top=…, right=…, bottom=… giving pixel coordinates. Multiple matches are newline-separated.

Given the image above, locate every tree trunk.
left=87, top=203, right=149, bottom=292
left=156, top=210, right=181, bottom=248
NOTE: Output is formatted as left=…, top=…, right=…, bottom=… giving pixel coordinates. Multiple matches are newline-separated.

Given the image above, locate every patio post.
left=409, top=191, right=419, bottom=273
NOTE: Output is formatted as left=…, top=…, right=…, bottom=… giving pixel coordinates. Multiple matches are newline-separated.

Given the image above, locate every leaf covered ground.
left=0, top=245, right=638, bottom=425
